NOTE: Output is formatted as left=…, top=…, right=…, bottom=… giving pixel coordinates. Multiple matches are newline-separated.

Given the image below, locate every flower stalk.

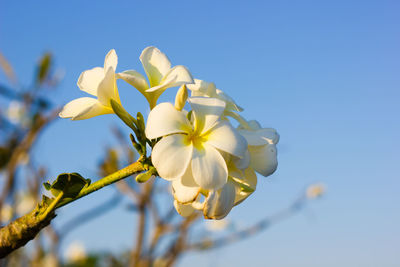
left=0, top=160, right=146, bottom=258
left=56, top=160, right=146, bottom=209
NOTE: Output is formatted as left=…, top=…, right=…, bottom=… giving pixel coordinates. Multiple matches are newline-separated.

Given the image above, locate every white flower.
left=117, top=46, right=193, bottom=109
left=59, top=50, right=121, bottom=120
left=173, top=181, right=236, bottom=220
left=238, top=120, right=279, bottom=177
left=306, top=183, right=326, bottom=199
left=187, top=79, right=243, bottom=112
left=146, top=97, right=247, bottom=191
left=7, top=101, right=30, bottom=127
left=173, top=152, right=257, bottom=220
left=65, top=241, right=86, bottom=263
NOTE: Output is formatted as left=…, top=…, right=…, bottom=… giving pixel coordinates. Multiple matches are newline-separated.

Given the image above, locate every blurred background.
left=1, top=0, right=399, bottom=266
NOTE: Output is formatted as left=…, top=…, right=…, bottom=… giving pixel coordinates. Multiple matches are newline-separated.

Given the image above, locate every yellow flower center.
left=185, top=131, right=207, bottom=150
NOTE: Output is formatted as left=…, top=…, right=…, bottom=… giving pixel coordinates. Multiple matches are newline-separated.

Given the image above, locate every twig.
left=187, top=197, right=307, bottom=251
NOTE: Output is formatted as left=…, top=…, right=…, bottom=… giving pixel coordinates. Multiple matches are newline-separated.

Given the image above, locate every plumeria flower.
left=146, top=97, right=247, bottom=192
left=117, top=46, right=193, bottom=109
left=173, top=151, right=257, bottom=220
left=59, top=50, right=121, bottom=120
left=187, top=79, right=243, bottom=112
left=238, top=120, right=279, bottom=177
left=173, top=181, right=237, bottom=220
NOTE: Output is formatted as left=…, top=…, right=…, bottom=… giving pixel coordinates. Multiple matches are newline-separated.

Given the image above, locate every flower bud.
left=174, top=85, right=188, bottom=111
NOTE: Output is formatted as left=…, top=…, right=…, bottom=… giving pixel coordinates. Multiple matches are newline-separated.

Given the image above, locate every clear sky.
left=1, top=0, right=400, bottom=266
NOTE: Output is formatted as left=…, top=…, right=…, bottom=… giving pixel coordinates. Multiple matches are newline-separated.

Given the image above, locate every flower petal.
left=216, top=89, right=243, bottom=112
left=174, top=200, right=195, bottom=217
left=104, top=49, right=118, bottom=72
left=247, top=120, right=262, bottom=130
left=117, top=70, right=149, bottom=94
left=145, top=65, right=193, bottom=93
left=189, top=97, right=226, bottom=134
left=151, top=134, right=193, bottom=181
left=187, top=79, right=217, bottom=96
left=206, top=121, right=247, bottom=158
left=172, top=166, right=200, bottom=204
left=249, top=143, right=278, bottom=177
left=145, top=102, right=191, bottom=139
left=191, top=143, right=228, bottom=190
left=159, top=65, right=193, bottom=89
left=59, top=97, right=112, bottom=120
left=235, top=149, right=250, bottom=170
left=234, top=167, right=257, bottom=205
left=238, top=128, right=279, bottom=146
left=97, top=67, right=119, bottom=107
left=77, top=67, right=104, bottom=96
left=140, top=46, right=171, bottom=87
left=203, top=181, right=236, bottom=220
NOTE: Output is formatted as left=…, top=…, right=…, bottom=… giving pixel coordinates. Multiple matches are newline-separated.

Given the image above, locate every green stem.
left=56, top=160, right=145, bottom=209
left=40, top=192, right=64, bottom=220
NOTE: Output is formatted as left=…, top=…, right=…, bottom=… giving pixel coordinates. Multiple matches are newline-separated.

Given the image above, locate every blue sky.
left=1, top=0, right=400, bottom=266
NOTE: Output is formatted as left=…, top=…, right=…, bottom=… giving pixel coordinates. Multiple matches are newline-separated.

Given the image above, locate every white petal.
left=205, top=121, right=247, bottom=158
left=117, top=70, right=149, bottom=94
left=140, top=46, right=171, bottom=87
left=145, top=102, right=191, bottom=139
left=203, top=181, right=236, bottom=220
left=247, top=120, right=262, bottom=130
left=97, top=67, right=119, bottom=107
left=145, top=66, right=192, bottom=94
left=249, top=143, right=278, bottom=177
left=145, top=74, right=175, bottom=92
left=238, top=128, right=279, bottom=146
left=234, top=167, right=257, bottom=205
left=233, top=149, right=250, bottom=170
left=174, top=200, right=195, bottom=217
left=77, top=67, right=104, bottom=96
left=59, top=97, right=112, bottom=120
left=189, top=97, right=226, bottom=134
left=191, top=143, right=228, bottom=190
left=151, top=134, right=193, bottom=181
left=159, top=65, right=193, bottom=89
left=187, top=79, right=217, bottom=96
left=216, top=89, right=243, bottom=112
left=104, top=49, right=118, bottom=71
left=172, top=166, right=200, bottom=204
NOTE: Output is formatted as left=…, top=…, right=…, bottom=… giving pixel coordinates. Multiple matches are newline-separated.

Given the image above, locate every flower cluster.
left=60, top=47, right=279, bottom=220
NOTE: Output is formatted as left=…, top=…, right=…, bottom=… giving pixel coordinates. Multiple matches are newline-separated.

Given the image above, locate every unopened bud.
left=174, top=85, right=188, bottom=111
left=135, top=167, right=156, bottom=183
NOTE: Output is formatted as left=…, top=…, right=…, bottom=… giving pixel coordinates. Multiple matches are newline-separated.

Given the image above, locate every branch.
left=0, top=160, right=146, bottom=258
left=187, top=196, right=308, bottom=251
left=0, top=196, right=57, bottom=258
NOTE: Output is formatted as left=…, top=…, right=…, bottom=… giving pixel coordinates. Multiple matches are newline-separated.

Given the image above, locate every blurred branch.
left=0, top=110, right=60, bottom=220
left=131, top=179, right=155, bottom=267
left=163, top=213, right=200, bottom=267
left=0, top=52, right=17, bottom=85
left=59, top=193, right=122, bottom=238
left=187, top=196, right=310, bottom=251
